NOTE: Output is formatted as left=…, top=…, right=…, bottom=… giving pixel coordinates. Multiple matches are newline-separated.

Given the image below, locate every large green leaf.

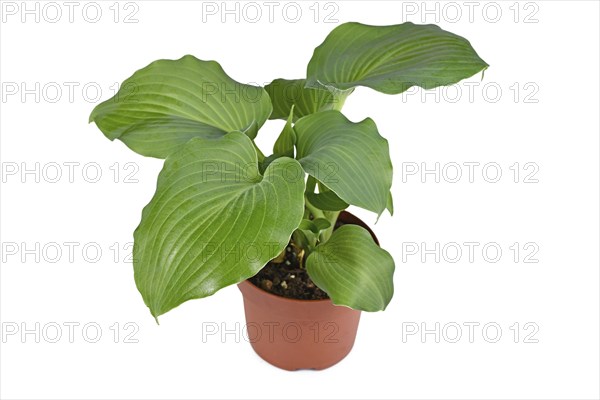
left=133, top=132, right=305, bottom=319
left=265, top=78, right=349, bottom=121
left=90, top=55, right=272, bottom=158
left=294, top=110, right=392, bottom=216
left=306, top=22, right=488, bottom=94
left=306, top=225, right=394, bottom=311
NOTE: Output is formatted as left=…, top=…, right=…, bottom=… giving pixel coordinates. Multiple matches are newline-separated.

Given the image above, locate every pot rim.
left=239, top=279, right=332, bottom=303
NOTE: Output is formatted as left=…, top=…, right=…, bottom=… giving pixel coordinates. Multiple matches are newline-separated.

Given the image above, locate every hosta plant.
left=90, top=22, right=488, bottom=321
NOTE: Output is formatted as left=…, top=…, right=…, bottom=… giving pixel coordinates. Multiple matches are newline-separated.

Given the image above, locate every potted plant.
left=89, top=22, right=487, bottom=370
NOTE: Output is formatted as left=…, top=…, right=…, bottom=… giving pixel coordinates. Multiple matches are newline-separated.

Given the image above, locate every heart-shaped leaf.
left=265, top=78, right=349, bottom=121
left=306, top=22, right=488, bottom=94
left=306, top=225, right=395, bottom=311
left=133, top=132, right=305, bottom=319
left=90, top=55, right=272, bottom=158
left=294, top=110, right=393, bottom=216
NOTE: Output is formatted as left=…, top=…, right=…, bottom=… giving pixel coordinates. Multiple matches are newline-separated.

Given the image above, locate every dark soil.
left=249, top=244, right=329, bottom=300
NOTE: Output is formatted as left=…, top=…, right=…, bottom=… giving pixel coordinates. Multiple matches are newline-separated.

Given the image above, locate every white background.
left=1, top=1, right=599, bottom=399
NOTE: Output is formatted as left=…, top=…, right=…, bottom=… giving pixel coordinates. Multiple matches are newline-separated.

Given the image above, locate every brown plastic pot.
left=237, top=211, right=378, bottom=371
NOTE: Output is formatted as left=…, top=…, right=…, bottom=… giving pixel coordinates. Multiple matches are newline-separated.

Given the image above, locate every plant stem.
left=332, top=89, right=352, bottom=111
left=304, top=196, right=324, bottom=220
left=319, top=210, right=340, bottom=242
left=303, top=175, right=327, bottom=220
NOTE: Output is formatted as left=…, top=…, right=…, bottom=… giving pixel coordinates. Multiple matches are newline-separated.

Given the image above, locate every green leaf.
left=306, top=191, right=349, bottom=212
left=292, top=229, right=311, bottom=251
left=272, top=106, right=296, bottom=158
left=306, top=225, right=394, bottom=311
left=294, top=110, right=393, bottom=216
left=265, top=78, right=349, bottom=121
left=386, top=192, right=394, bottom=216
left=297, top=217, right=331, bottom=249
left=299, top=219, right=320, bottom=235
left=90, top=55, right=272, bottom=158
left=306, top=22, right=488, bottom=94
left=312, top=218, right=331, bottom=231
left=258, top=153, right=280, bottom=175
left=297, top=220, right=319, bottom=248
left=133, top=132, right=305, bottom=319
